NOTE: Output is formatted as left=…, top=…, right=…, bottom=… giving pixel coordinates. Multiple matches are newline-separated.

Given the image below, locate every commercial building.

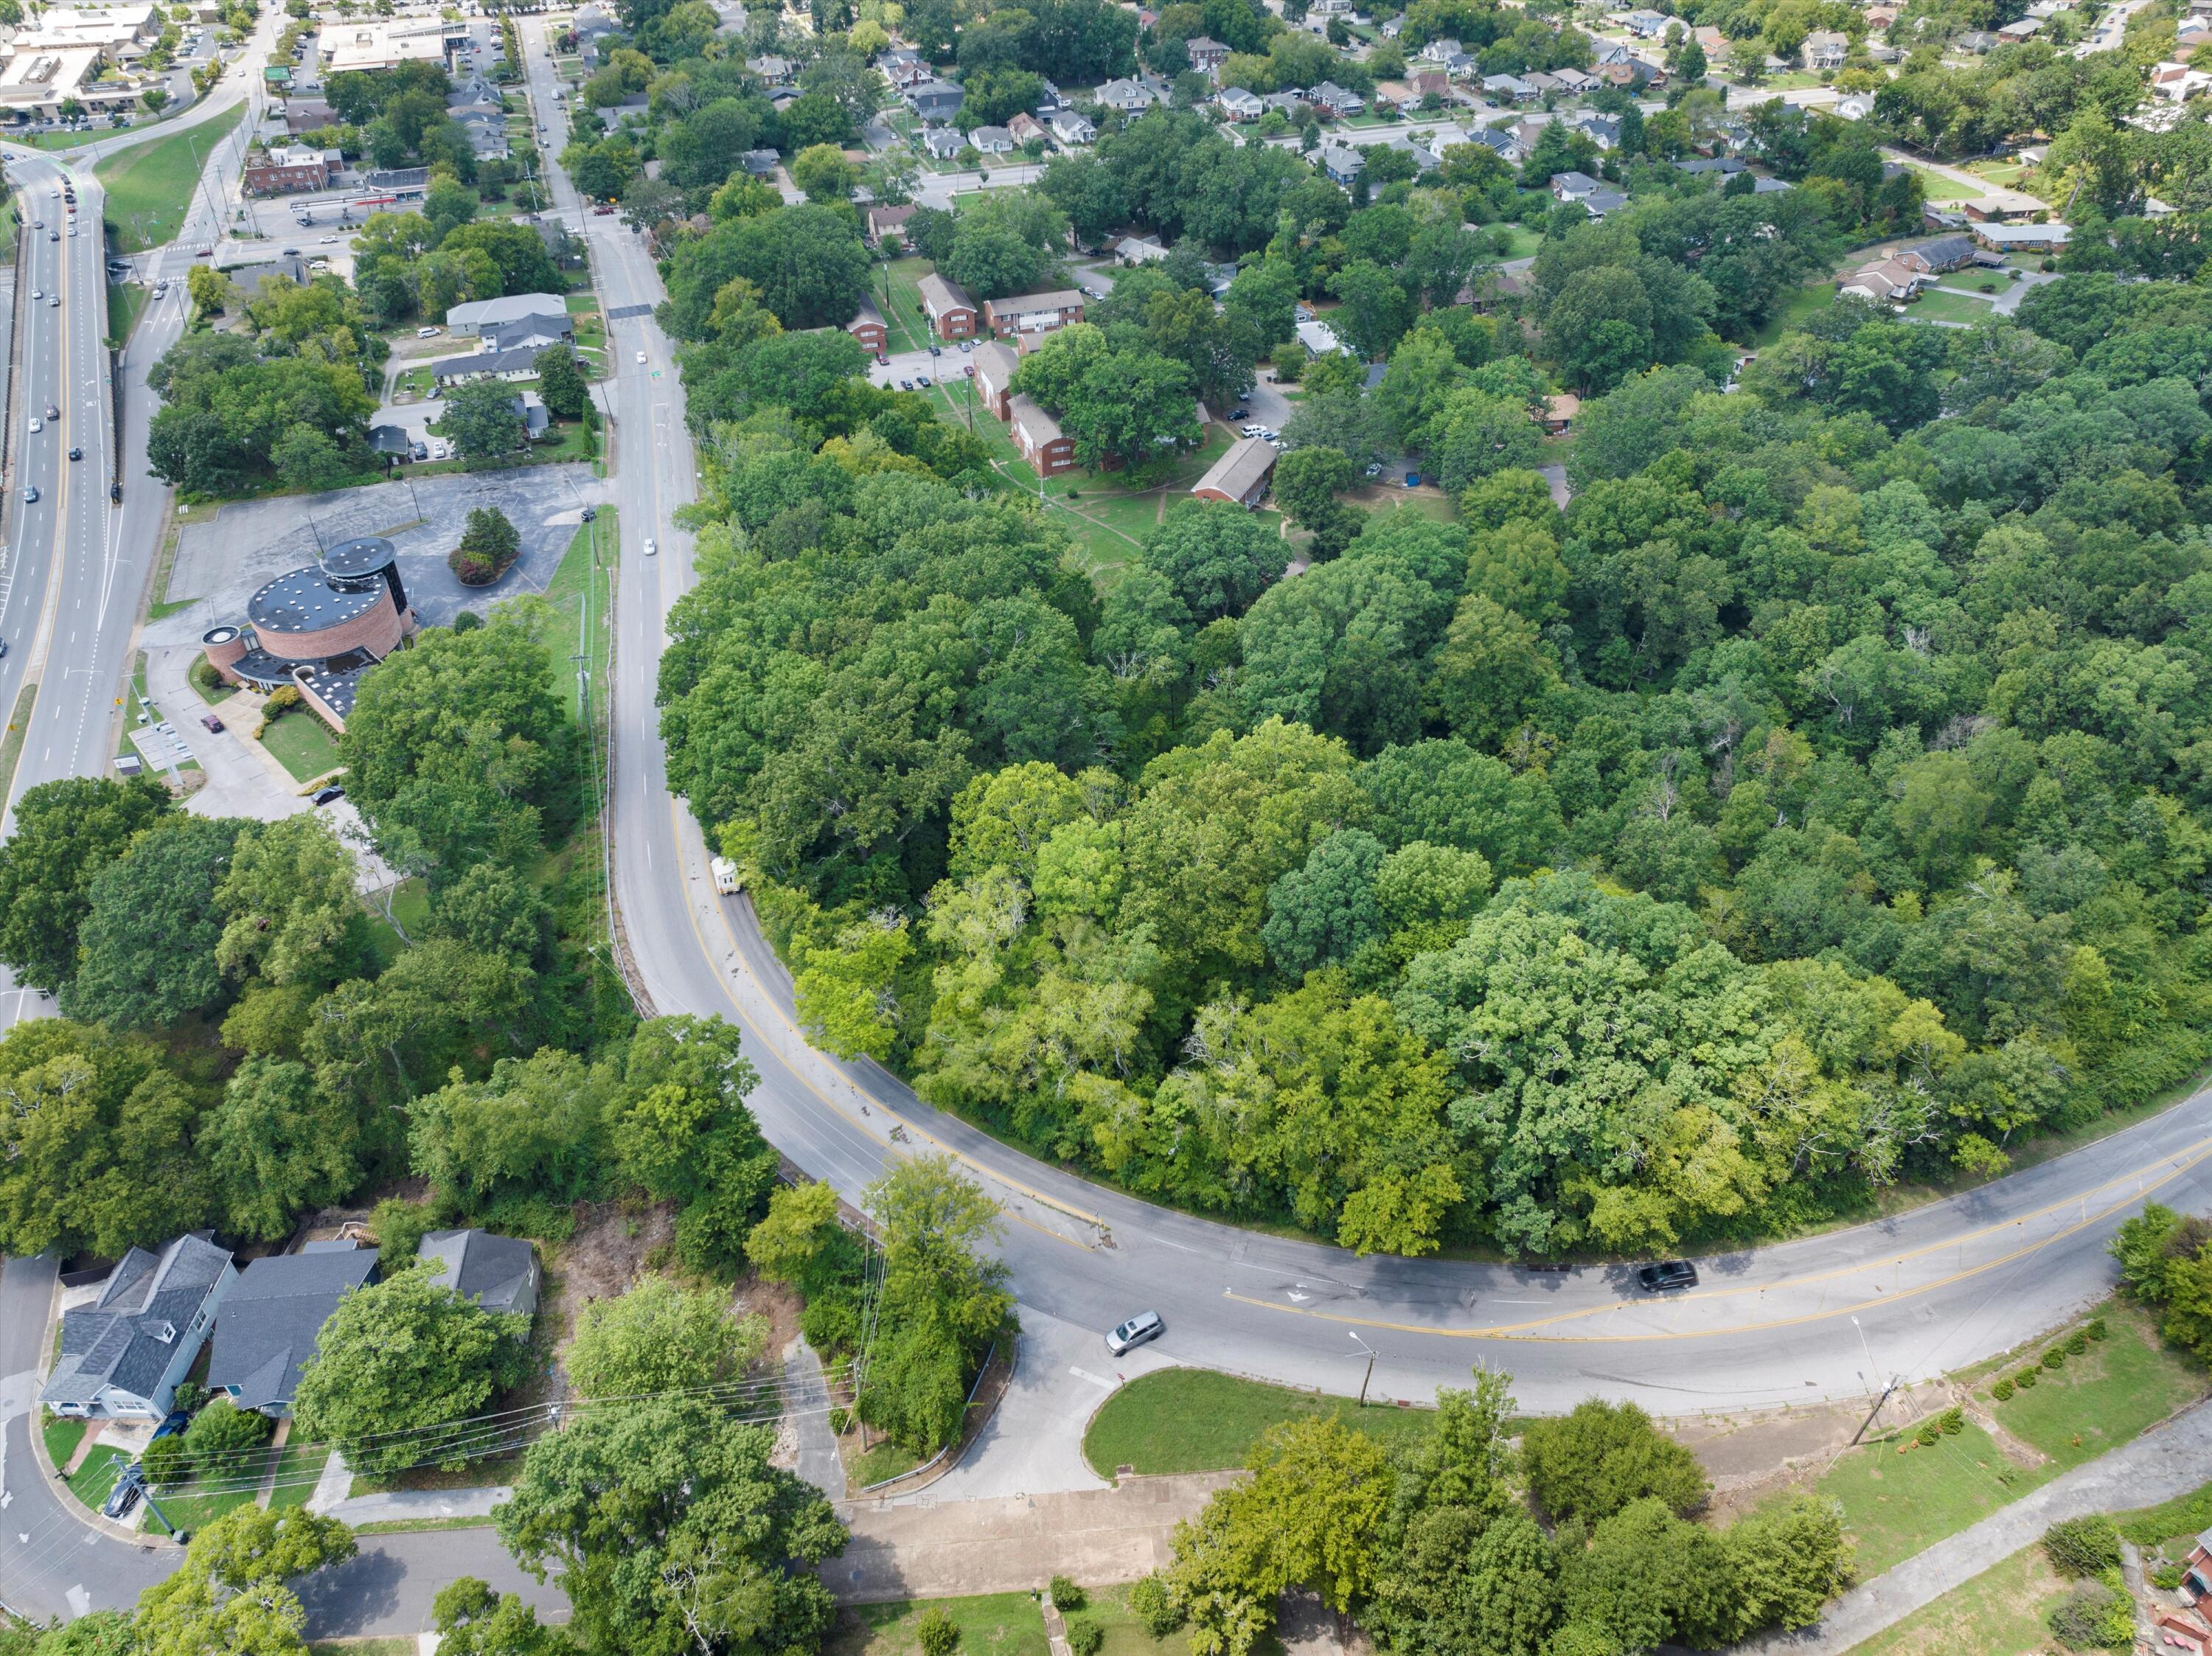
left=201, top=536, right=415, bottom=731
left=321, top=17, right=460, bottom=74
left=244, top=145, right=340, bottom=195
left=445, top=292, right=571, bottom=337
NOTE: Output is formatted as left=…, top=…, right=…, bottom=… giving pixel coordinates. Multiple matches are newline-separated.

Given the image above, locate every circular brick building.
left=202, top=537, right=415, bottom=729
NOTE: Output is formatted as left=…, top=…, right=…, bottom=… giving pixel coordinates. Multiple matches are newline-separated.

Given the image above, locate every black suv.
left=1635, top=1260, right=1698, bottom=1293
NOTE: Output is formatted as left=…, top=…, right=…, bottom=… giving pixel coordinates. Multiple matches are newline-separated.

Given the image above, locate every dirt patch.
left=1669, top=1380, right=1955, bottom=1522
left=734, top=1273, right=804, bottom=1365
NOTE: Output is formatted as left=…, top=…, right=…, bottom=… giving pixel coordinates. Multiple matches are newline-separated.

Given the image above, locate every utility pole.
left=1349, top=1330, right=1377, bottom=1408
left=1846, top=1315, right=1898, bottom=1446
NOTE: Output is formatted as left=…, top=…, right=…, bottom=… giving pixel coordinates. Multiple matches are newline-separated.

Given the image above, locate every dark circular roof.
left=247, top=568, right=386, bottom=634
left=321, top=536, right=397, bottom=579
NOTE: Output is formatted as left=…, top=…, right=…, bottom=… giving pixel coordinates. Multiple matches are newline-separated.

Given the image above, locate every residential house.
left=1804, top=28, right=1848, bottom=68
left=1009, top=111, right=1048, bottom=144
left=747, top=52, right=793, bottom=80
left=908, top=77, right=965, bottom=122
left=1997, top=16, right=2041, bottom=38
left=1184, top=35, right=1230, bottom=72
left=1096, top=77, right=1155, bottom=111
left=1957, top=29, right=1998, bottom=51
left=1295, top=318, right=1345, bottom=355
left=1575, top=112, right=1623, bottom=149
left=973, top=339, right=1021, bottom=418
left=1116, top=233, right=1170, bottom=263
left=1191, top=436, right=1278, bottom=507
left=282, top=97, right=338, bottom=135
left=1512, top=114, right=1552, bottom=153
left=204, top=1248, right=378, bottom=1417
left=1419, top=36, right=1464, bottom=62
left=1675, top=156, right=1747, bottom=176
left=1753, top=176, right=1793, bottom=193
left=1969, top=219, right=2070, bottom=252
left=1962, top=187, right=2044, bottom=220
left=865, top=202, right=917, bottom=246
left=875, top=47, right=929, bottom=88
left=1320, top=142, right=1366, bottom=186
left=2152, top=60, right=2212, bottom=99
left=918, top=271, right=981, bottom=338
left=981, top=288, right=1086, bottom=338
left=1484, top=72, right=1537, bottom=101
left=1387, top=135, right=1441, bottom=172
left=1049, top=108, right=1097, bottom=144
left=846, top=296, right=888, bottom=355
left=1593, top=41, right=1635, bottom=65
left=968, top=123, right=1015, bottom=153
left=919, top=126, right=964, bottom=160
left=1554, top=66, right=1597, bottom=92
left=1694, top=25, right=1726, bottom=55
left=431, top=338, right=574, bottom=386
left=1265, top=89, right=1310, bottom=115
left=1834, top=92, right=1875, bottom=119
left=1623, top=8, right=1669, bottom=35
left=41, top=1235, right=236, bottom=1421
left=1009, top=394, right=1077, bottom=474
left=1550, top=169, right=1601, bottom=201
left=1523, top=71, right=1565, bottom=95
left=1310, top=80, right=1366, bottom=116
left=1535, top=392, right=1579, bottom=434
left=446, top=293, right=571, bottom=338
left=1582, top=189, right=1631, bottom=216
left=1599, top=60, right=1647, bottom=88
left=419, top=1230, right=540, bottom=1320
left=1037, top=80, right=1065, bottom=111
left=1217, top=85, right=1264, bottom=120
left=1837, top=254, right=1927, bottom=300
left=1902, top=233, right=1978, bottom=271
left=1469, top=125, right=1520, bottom=162
left=1443, top=49, right=1484, bottom=79
left=740, top=147, right=781, bottom=175
left=2182, top=1528, right=2212, bottom=1601
left=1408, top=69, right=1451, bottom=100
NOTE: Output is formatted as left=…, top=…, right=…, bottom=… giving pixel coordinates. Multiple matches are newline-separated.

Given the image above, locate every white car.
left=27, top=419, right=40, bottom=434
left=29, top=289, right=40, bottom=300
left=417, top=325, right=441, bottom=337
left=635, top=349, right=647, bottom=365
left=642, top=536, right=657, bottom=556
left=66, top=226, right=75, bottom=237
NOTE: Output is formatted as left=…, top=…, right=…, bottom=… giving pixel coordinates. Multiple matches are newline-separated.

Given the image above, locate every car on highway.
left=19, top=485, right=35, bottom=503
left=26, top=420, right=39, bottom=434
left=66, top=226, right=75, bottom=237
left=643, top=537, right=657, bottom=556
left=67, top=447, right=80, bottom=461
left=45, top=403, right=58, bottom=420
left=29, top=289, right=39, bottom=300
left=48, top=296, right=58, bottom=307
left=636, top=349, right=647, bottom=364
left=311, top=785, right=345, bottom=806
left=1635, top=1260, right=1698, bottom=1293
left=1105, top=1311, right=1164, bottom=1355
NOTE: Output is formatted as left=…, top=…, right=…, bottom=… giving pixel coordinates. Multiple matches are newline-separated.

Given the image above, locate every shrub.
left=2046, top=1579, right=2125, bottom=1652
left=1129, top=1573, right=1184, bottom=1637
left=170, top=1381, right=208, bottom=1416
left=1992, top=1377, right=2014, bottom=1401
left=2086, top=1317, right=2108, bottom=1341
left=369, top=1197, right=434, bottom=1270
left=917, top=1606, right=960, bottom=1656
left=448, top=506, right=523, bottom=586
left=2015, top=1368, right=2039, bottom=1388
left=2042, top=1515, right=2123, bottom=1578
left=262, top=683, right=302, bottom=714
left=828, top=1406, right=852, bottom=1436
left=2065, top=1329, right=2089, bottom=1355
left=184, top=1398, right=272, bottom=1462
left=1913, top=1420, right=1940, bottom=1447
left=1065, top=1619, right=1103, bottom=1656
left=2042, top=1346, right=2066, bottom=1369
left=1049, top=1577, right=1086, bottom=1612
left=188, top=658, right=226, bottom=698
left=2154, top=1563, right=2185, bottom=1591
left=139, top=1432, right=190, bottom=1488
left=1938, top=1407, right=1964, bottom=1435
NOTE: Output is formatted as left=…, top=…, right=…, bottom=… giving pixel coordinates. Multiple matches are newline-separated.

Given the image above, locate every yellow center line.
left=1222, top=1138, right=2212, bottom=1343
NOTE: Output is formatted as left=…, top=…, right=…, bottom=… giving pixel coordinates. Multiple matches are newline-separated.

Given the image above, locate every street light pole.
left=1348, top=1331, right=1377, bottom=1409
left=1846, top=1315, right=1900, bottom=1445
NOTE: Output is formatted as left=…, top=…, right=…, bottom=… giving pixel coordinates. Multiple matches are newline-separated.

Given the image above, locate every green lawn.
left=96, top=103, right=246, bottom=251
left=1967, top=1306, right=2207, bottom=1471
left=1084, top=1369, right=1438, bottom=1477
left=1905, top=167, right=1978, bottom=202
left=259, top=707, right=342, bottom=783
left=848, top=1439, right=926, bottom=1489
left=268, top=1444, right=329, bottom=1510
left=1815, top=1419, right=2052, bottom=1578
left=1842, top=1543, right=2066, bottom=1656
left=2118, top=1477, right=2212, bottom=1552
left=1486, top=224, right=1545, bottom=261
left=1747, top=280, right=1838, bottom=348
left=1905, top=288, right=1994, bottom=324
left=541, top=507, right=616, bottom=724
left=42, top=1415, right=87, bottom=1469
left=828, top=1594, right=1051, bottom=1656
left=1080, top=1582, right=1200, bottom=1656
left=105, top=280, right=147, bottom=349
left=150, top=1468, right=268, bottom=1533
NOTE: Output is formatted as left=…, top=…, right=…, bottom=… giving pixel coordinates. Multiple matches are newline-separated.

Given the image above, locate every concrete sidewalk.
left=321, top=1483, right=512, bottom=1527
left=831, top=1472, right=1239, bottom=1605
left=1739, top=1395, right=2212, bottom=1654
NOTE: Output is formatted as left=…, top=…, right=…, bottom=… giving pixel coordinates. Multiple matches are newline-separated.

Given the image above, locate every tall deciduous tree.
left=0, top=775, right=175, bottom=993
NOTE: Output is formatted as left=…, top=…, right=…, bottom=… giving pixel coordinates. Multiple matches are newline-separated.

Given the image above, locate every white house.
left=1217, top=86, right=1264, bottom=120
left=1095, top=77, right=1155, bottom=111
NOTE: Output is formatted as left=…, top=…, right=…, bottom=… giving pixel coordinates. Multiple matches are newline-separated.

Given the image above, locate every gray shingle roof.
left=419, top=1230, right=538, bottom=1317
left=206, top=1250, right=376, bottom=1413
left=42, top=1234, right=233, bottom=1410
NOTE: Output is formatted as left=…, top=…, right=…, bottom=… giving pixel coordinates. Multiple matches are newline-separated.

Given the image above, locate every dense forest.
left=659, top=254, right=2212, bottom=1261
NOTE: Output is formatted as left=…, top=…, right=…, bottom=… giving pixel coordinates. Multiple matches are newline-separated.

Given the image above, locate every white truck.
left=710, top=857, right=742, bottom=897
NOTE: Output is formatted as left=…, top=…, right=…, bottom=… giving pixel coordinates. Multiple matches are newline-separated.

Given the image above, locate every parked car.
left=898, top=379, right=912, bottom=390
left=1105, top=1311, right=1164, bottom=1356
left=1635, top=1260, right=1698, bottom=1293
left=417, top=325, right=441, bottom=337
left=102, top=1469, right=141, bottom=1521
left=1228, top=407, right=1248, bottom=421
left=201, top=713, right=224, bottom=733
left=311, top=785, right=346, bottom=806
left=580, top=505, right=597, bottom=521
left=916, top=375, right=931, bottom=387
